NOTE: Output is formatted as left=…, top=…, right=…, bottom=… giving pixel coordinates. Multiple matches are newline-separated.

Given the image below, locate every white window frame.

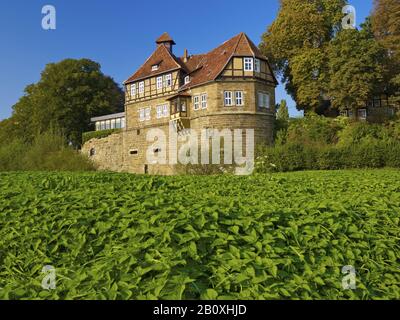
left=244, top=58, right=254, bottom=71
left=255, top=58, right=261, bottom=73
left=193, top=95, right=200, bottom=110
left=157, top=76, right=163, bottom=90
left=145, top=107, right=151, bottom=121
left=130, top=83, right=136, bottom=98
left=139, top=109, right=145, bottom=122
left=162, top=104, right=169, bottom=117
left=201, top=93, right=207, bottom=109
left=184, top=76, right=190, bottom=85
left=224, top=91, right=233, bottom=106
left=139, top=81, right=145, bottom=94
left=165, top=74, right=172, bottom=87
left=258, top=92, right=270, bottom=109
left=152, top=65, right=159, bottom=71
left=156, top=105, right=163, bottom=119
left=235, top=91, right=244, bottom=106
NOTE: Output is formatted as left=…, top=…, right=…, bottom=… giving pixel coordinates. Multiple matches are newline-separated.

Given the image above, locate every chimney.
left=183, top=49, right=189, bottom=63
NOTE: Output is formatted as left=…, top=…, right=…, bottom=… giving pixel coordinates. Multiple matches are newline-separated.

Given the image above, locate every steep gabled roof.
left=179, top=32, right=274, bottom=90
left=124, top=32, right=277, bottom=87
left=124, top=44, right=181, bottom=83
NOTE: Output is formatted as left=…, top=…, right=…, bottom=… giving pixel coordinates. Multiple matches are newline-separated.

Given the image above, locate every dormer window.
left=152, top=64, right=159, bottom=71
left=184, top=76, right=190, bottom=85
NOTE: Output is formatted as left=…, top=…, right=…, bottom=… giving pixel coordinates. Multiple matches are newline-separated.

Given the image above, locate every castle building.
left=82, top=32, right=277, bottom=174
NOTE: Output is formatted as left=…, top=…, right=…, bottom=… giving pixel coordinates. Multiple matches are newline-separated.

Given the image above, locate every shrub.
left=286, top=113, right=346, bottom=146
left=0, top=132, right=95, bottom=172
left=256, top=141, right=400, bottom=173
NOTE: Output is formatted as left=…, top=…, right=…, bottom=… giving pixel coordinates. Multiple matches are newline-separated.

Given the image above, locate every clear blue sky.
left=0, top=0, right=374, bottom=121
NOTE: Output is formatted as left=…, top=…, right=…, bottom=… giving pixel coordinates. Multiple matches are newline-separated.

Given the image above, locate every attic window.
left=184, top=76, right=190, bottom=85
left=152, top=65, right=159, bottom=71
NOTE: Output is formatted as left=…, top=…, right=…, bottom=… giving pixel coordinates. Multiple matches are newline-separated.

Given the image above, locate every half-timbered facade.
left=83, top=32, right=277, bottom=174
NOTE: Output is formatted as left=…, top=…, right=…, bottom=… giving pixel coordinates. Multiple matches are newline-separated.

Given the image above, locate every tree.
left=371, top=0, right=400, bottom=100
left=276, top=99, right=289, bottom=122
left=327, top=25, right=386, bottom=111
left=260, top=0, right=346, bottom=113
left=10, top=59, right=124, bottom=146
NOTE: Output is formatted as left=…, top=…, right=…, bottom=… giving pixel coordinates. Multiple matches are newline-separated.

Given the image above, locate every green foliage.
left=286, top=113, right=346, bottom=146
left=256, top=141, right=400, bottom=173
left=260, top=0, right=346, bottom=112
left=327, top=28, right=386, bottom=111
left=260, top=0, right=394, bottom=113
left=8, top=59, right=124, bottom=146
left=0, top=170, right=399, bottom=299
left=82, top=129, right=121, bottom=144
left=371, top=0, right=400, bottom=99
left=0, top=132, right=95, bottom=172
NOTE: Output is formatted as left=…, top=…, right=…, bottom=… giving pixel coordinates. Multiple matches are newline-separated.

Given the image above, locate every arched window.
left=89, top=148, right=96, bottom=157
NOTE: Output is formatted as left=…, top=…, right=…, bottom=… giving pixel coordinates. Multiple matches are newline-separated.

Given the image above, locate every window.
left=105, top=120, right=111, bottom=130
left=255, top=59, right=261, bottom=73
left=165, top=74, right=172, bottom=87
left=244, top=58, right=254, bottom=71
left=156, top=105, right=163, bottom=118
left=121, top=118, right=126, bottom=128
left=194, top=95, right=200, bottom=110
left=145, top=107, right=151, bottom=120
left=224, top=91, right=233, bottom=106
left=235, top=91, right=244, bottom=106
left=201, top=94, right=207, bottom=109
left=111, top=119, right=116, bottom=129
left=156, top=104, right=169, bottom=118
left=90, top=148, right=96, bottom=157
left=139, top=109, right=145, bottom=122
left=154, top=148, right=162, bottom=153
left=116, top=118, right=121, bottom=129
left=358, top=109, right=367, bottom=120
left=130, top=149, right=138, bottom=155
left=130, top=84, right=136, bottom=98
left=163, top=104, right=169, bottom=117
left=100, top=121, right=106, bottom=130
left=139, top=81, right=145, bottom=94
left=258, top=92, right=270, bottom=108
left=181, top=102, right=187, bottom=112
left=95, top=122, right=101, bottom=131
left=157, top=76, right=163, bottom=90
left=152, top=64, right=159, bottom=71
left=184, top=76, right=190, bottom=84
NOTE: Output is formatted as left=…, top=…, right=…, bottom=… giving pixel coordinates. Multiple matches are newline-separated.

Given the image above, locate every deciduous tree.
left=10, top=59, right=124, bottom=146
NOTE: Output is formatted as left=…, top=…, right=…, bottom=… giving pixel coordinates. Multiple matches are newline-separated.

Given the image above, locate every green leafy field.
left=0, top=170, right=399, bottom=300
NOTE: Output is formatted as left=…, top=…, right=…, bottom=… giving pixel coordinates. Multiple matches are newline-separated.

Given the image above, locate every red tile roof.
left=124, top=44, right=181, bottom=83
left=124, top=32, right=277, bottom=87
